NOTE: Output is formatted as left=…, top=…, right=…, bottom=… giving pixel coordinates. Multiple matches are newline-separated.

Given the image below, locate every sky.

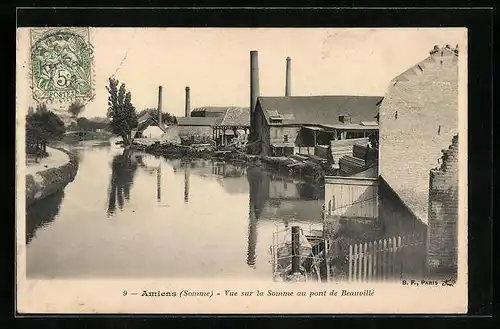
left=19, top=28, right=466, bottom=118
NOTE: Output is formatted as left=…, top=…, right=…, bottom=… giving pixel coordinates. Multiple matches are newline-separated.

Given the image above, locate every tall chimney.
left=250, top=51, right=260, bottom=136
left=157, top=86, right=163, bottom=127
left=185, top=86, right=191, bottom=117
left=285, top=56, right=291, bottom=96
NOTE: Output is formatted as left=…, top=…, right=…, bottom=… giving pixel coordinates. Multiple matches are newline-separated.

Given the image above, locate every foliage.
left=35, top=103, right=48, bottom=113
left=67, top=101, right=86, bottom=118
left=137, top=108, right=177, bottom=125
left=105, top=78, right=138, bottom=146
left=75, top=117, right=111, bottom=132
left=26, top=109, right=66, bottom=155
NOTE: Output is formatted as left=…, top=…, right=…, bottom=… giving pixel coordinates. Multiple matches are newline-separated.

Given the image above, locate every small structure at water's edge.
left=269, top=224, right=328, bottom=282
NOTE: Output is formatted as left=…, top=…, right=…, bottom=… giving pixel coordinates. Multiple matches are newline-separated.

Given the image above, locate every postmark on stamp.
left=29, top=27, right=94, bottom=104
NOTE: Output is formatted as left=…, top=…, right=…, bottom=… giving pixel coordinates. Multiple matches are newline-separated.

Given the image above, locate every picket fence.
left=347, top=232, right=426, bottom=282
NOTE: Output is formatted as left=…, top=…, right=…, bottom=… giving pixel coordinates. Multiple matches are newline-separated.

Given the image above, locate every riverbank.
left=142, top=142, right=330, bottom=183
left=25, top=147, right=79, bottom=207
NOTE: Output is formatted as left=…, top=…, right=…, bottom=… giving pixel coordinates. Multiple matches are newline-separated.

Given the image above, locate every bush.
left=26, top=109, right=65, bottom=155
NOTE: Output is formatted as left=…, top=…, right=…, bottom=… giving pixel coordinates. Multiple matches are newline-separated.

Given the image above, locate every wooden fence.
left=347, top=233, right=426, bottom=282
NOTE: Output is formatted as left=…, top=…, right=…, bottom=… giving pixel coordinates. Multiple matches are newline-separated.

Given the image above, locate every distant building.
left=250, top=95, right=382, bottom=156
left=176, top=117, right=217, bottom=144
left=378, top=44, right=459, bottom=275
left=132, top=112, right=164, bottom=139
left=190, top=107, right=228, bottom=118
left=184, top=106, right=251, bottom=147
left=213, top=107, right=251, bottom=147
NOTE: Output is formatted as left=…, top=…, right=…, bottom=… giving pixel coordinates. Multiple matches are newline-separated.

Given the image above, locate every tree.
left=35, top=103, right=48, bottom=113
left=26, top=110, right=66, bottom=155
left=76, top=117, right=91, bottom=130
left=105, top=78, right=138, bottom=146
left=68, top=101, right=86, bottom=118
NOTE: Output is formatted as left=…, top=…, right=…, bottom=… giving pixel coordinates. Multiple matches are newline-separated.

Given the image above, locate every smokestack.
left=185, top=86, right=191, bottom=117
left=157, top=86, right=163, bottom=127
left=285, top=57, right=291, bottom=96
left=250, top=51, right=260, bottom=135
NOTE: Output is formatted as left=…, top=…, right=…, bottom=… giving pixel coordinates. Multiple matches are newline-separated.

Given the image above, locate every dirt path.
left=26, top=147, right=70, bottom=176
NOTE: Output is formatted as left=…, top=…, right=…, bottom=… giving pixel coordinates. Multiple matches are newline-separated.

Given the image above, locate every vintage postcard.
left=16, top=27, right=468, bottom=314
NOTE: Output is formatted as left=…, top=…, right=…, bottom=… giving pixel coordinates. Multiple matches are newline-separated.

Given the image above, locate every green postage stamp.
left=29, top=27, right=94, bottom=104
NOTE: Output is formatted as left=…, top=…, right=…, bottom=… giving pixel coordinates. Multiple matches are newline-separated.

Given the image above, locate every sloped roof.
left=258, top=95, right=383, bottom=126
left=217, top=107, right=250, bottom=127
left=392, top=45, right=459, bottom=84
left=136, top=113, right=162, bottom=132
left=176, top=117, right=217, bottom=126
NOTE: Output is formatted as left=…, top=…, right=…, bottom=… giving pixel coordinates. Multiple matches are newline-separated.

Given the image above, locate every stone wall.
left=25, top=148, right=79, bottom=207
left=427, top=134, right=459, bottom=275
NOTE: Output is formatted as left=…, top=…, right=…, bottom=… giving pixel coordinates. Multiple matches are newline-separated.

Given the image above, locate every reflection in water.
left=247, top=166, right=270, bottom=220
left=107, top=150, right=139, bottom=216
left=245, top=165, right=323, bottom=269
left=157, top=164, right=161, bottom=202
left=184, top=167, right=189, bottom=203
left=26, top=191, right=65, bottom=245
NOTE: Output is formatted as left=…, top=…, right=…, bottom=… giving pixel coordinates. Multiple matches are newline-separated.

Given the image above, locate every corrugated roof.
left=191, top=107, right=228, bottom=113
left=190, top=107, right=229, bottom=118
left=258, top=95, right=383, bottom=126
left=176, top=117, right=217, bottom=126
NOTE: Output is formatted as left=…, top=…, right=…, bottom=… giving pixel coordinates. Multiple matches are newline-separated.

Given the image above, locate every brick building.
left=378, top=44, right=459, bottom=276
left=428, top=134, right=459, bottom=273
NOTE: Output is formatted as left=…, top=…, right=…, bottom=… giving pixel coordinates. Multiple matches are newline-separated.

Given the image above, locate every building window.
left=284, top=134, right=289, bottom=142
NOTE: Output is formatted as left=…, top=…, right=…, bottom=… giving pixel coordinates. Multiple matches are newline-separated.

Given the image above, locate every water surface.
left=26, top=140, right=324, bottom=279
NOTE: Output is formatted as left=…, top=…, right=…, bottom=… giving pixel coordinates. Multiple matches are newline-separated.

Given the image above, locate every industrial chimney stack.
left=250, top=51, right=260, bottom=136
left=157, top=86, right=163, bottom=128
left=285, top=57, right=291, bottom=96
left=185, top=86, right=191, bottom=117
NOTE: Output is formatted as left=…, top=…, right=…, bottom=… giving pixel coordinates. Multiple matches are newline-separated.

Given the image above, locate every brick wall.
left=427, top=134, right=459, bottom=275
left=379, top=47, right=458, bottom=224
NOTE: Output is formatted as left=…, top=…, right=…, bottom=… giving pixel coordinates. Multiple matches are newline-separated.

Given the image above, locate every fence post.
left=291, top=226, right=300, bottom=274
left=353, top=244, right=358, bottom=282
left=391, top=237, right=397, bottom=279
left=397, top=236, right=402, bottom=278
left=382, top=239, right=387, bottom=280
left=325, top=240, right=330, bottom=282
left=401, top=235, right=407, bottom=277
left=348, top=244, right=353, bottom=282
left=367, top=242, right=373, bottom=281
left=363, top=242, right=368, bottom=281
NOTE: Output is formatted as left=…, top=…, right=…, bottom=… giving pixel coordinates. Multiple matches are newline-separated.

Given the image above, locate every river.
left=26, top=139, right=324, bottom=279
